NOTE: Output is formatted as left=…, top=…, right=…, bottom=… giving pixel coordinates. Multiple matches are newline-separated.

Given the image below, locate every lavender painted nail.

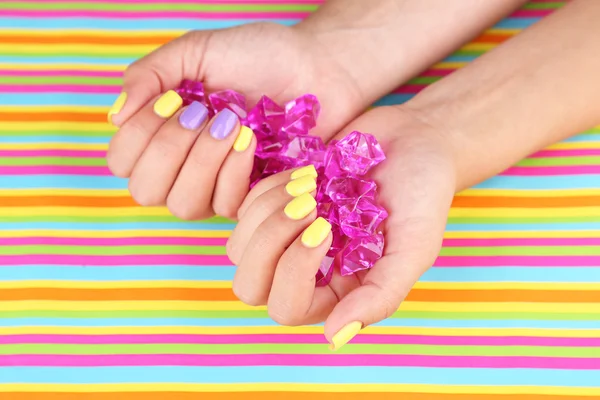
left=210, top=108, right=238, bottom=140
left=179, top=101, right=208, bottom=130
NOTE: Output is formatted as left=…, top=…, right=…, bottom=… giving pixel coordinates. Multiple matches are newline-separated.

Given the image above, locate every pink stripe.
left=0, top=10, right=309, bottom=19
left=0, top=84, right=120, bottom=94
left=0, top=255, right=231, bottom=266
left=0, top=166, right=112, bottom=176
left=531, top=149, right=600, bottom=157
left=434, top=256, right=600, bottom=267
left=1, top=334, right=599, bottom=347
left=510, top=9, right=557, bottom=18
left=1, top=354, right=597, bottom=369
left=443, top=238, right=600, bottom=247
left=17, top=0, right=322, bottom=3
left=0, top=150, right=106, bottom=158
left=0, top=70, right=122, bottom=78
left=420, top=69, right=455, bottom=77
left=393, top=84, right=427, bottom=94
left=0, top=237, right=227, bottom=246
left=502, top=165, right=600, bottom=176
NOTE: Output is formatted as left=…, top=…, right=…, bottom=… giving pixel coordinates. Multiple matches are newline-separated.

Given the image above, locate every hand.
left=226, top=106, right=458, bottom=349
left=106, top=22, right=365, bottom=220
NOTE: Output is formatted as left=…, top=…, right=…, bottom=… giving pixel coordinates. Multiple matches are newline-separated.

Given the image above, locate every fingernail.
left=291, top=165, right=317, bottom=180
left=301, top=217, right=332, bottom=248
left=154, top=90, right=183, bottom=118
left=284, top=192, right=316, bottom=220
left=285, top=175, right=317, bottom=197
left=179, top=101, right=209, bottom=130
left=210, top=109, right=238, bottom=140
left=108, top=92, right=127, bottom=124
left=233, top=126, right=253, bottom=152
left=329, top=321, right=362, bottom=351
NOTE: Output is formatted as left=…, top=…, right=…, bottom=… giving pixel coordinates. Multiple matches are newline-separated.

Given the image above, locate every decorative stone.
left=340, top=233, right=384, bottom=276
left=281, top=94, right=320, bottom=136
left=246, top=95, right=285, bottom=139
left=281, top=135, right=326, bottom=168
left=176, top=79, right=206, bottom=107
left=338, top=197, right=388, bottom=238
left=325, top=177, right=377, bottom=205
left=208, top=89, right=247, bottom=119
left=335, top=131, right=386, bottom=176
left=316, top=255, right=335, bottom=286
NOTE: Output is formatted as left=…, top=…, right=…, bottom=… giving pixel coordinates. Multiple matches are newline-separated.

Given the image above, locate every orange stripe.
left=472, top=33, right=513, bottom=43
left=4, top=392, right=593, bottom=400
left=1, top=288, right=600, bottom=303
left=0, top=34, right=175, bottom=46
left=0, top=197, right=135, bottom=207
left=452, top=196, right=600, bottom=208
left=0, top=112, right=107, bottom=123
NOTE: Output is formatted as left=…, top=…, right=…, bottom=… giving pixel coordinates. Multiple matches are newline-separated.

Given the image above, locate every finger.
left=232, top=192, right=317, bottom=306
left=166, top=109, right=240, bottom=220
left=227, top=175, right=317, bottom=265
left=107, top=91, right=182, bottom=178
left=268, top=217, right=338, bottom=326
left=211, top=127, right=257, bottom=220
left=108, top=31, right=210, bottom=126
left=128, top=101, right=210, bottom=206
left=237, top=164, right=318, bottom=220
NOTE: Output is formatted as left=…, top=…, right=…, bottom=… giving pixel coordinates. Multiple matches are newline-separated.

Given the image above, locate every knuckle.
left=128, top=178, right=162, bottom=207
left=267, top=302, right=302, bottom=326
left=106, top=153, right=129, bottom=178
left=232, top=280, right=265, bottom=307
left=225, top=238, right=239, bottom=265
left=166, top=195, right=211, bottom=221
left=213, top=201, right=238, bottom=221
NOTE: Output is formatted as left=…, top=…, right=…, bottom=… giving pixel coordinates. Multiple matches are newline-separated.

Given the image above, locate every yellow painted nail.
left=301, top=217, right=332, bottom=248
left=107, top=92, right=127, bottom=124
left=153, top=90, right=183, bottom=118
left=291, top=164, right=317, bottom=180
left=285, top=175, right=317, bottom=197
left=284, top=192, right=317, bottom=220
left=329, top=321, right=362, bottom=351
left=233, top=126, right=254, bottom=152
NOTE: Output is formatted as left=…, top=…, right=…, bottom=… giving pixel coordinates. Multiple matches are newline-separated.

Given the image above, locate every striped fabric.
left=2, top=0, right=600, bottom=398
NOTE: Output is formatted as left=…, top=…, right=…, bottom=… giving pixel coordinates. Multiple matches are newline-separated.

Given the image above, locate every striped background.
left=2, top=0, right=600, bottom=398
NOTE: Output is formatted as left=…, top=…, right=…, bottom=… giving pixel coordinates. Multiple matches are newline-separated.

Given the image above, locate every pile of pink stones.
left=177, top=80, right=388, bottom=285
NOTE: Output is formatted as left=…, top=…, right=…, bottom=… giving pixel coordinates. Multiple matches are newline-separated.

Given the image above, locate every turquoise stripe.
left=2, top=318, right=600, bottom=329
left=0, top=222, right=235, bottom=230
left=0, top=175, right=126, bottom=189
left=0, top=93, right=115, bottom=106
left=0, top=136, right=109, bottom=144
left=473, top=175, right=600, bottom=189
left=0, top=366, right=597, bottom=385
left=422, top=267, right=600, bottom=283
left=0, top=266, right=235, bottom=281
left=0, top=55, right=135, bottom=63
left=374, top=94, right=414, bottom=105
left=494, top=17, right=540, bottom=29
left=564, top=134, right=600, bottom=142
left=445, top=222, right=600, bottom=230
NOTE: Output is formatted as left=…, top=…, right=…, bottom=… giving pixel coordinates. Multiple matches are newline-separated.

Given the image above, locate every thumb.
left=108, top=30, right=210, bottom=126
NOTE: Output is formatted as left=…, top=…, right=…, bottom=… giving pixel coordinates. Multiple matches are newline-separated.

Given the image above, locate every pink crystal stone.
left=323, top=145, right=344, bottom=179
left=327, top=225, right=346, bottom=256
left=281, top=94, right=320, bottom=136
left=325, top=177, right=377, bottom=205
left=316, top=255, right=335, bottom=286
left=335, top=131, right=386, bottom=176
left=340, top=233, right=384, bottom=276
left=281, top=135, right=326, bottom=167
left=246, top=95, right=285, bottom=139
left=338, top=197, right=388, bottom=238
left=208, top=89, right=248, bottom=119
left=177, top=79, right=206, bottom=107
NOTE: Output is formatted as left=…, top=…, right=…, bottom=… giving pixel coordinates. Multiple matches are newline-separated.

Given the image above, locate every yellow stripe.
left=460, top=43, right=497, bottom=52
left=2, top=121, right=111, bottom=132
left=457, top=188, right=600, bottom=197
left=443, top=230, right=600, bottom=238
left=0, top=105, right=106, bottom=114
left=486, top=28, right=521, bottom=35
left=1, top=300, right=599, bottom=314
left=0, top=383, right=598, bottom=395
left=0, top=43, right=158, bottom=56
left=0, top=28, right=185, bottom=38
left=431, top=62, right=466, bottom=69
left=548, top=142, right=600, bottom=149
left=0, top=280, right=230, bottom=289
left=0, top=230, right=231, bottom=238
left=448, top=207, right=600, bottom=218
left=0, top=143, right=107, bottom=151
left=413, top=281, right=600, bottom=291
left=0, top=325, right=598, bottom=338
left=0, top=62, right=126, bottom=72
left=0, top=189, right=128, bottom=197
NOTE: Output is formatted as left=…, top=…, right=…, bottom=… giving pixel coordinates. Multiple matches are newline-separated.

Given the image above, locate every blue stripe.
left=0, top=222, right=235, bottom=230
left=563, top=134, right=600, bottom=143
left=0, top=136, right=109, bottom=144
left=474, top=175, right=600, bottom=189
left=422, top=267, right=600, bottom=282
left=446, top=222, right=600, bottom=230
left=1, top=319, right=599, bottom=329
left=494, top=18, right=540, bottom=29
left=0, top=56, right=135, bottom=64
left=0, top=266, right=235, bottom=281
left=0, top=93, right=115, bottom=106
left=374, top=94, right=414, bottom=106
left=0, top=175, right=124, bottom=189
left=0, top=366, right=597, bottom=385
left=0, top=18, right=296, bottom=29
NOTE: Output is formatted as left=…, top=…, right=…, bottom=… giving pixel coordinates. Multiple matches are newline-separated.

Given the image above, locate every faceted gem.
left=327, top=225, right=346, bottom=257
left=325, top=177, right=377, bottom=205
left=208, top=89, right=247, bottom=119
left=176, top=79, right=206, bottom=107
left=316, top=255, right=335, bottom=286
left=255, top=137, right=285, bottom=159
left=281, top=94, right=320, bottom=136
left=281, top=135, right=326, bottom=167
left=340, top=233, right=384, bottom=276
left=335, top=131, right=386, bottom=176
left=323, top=145, right=344, bottom=179
left=246, top=95, right=285, bottom=139
left=338, top=197, right=388, bottom=238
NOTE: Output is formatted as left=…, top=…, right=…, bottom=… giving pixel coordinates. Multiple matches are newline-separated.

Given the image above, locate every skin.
left=106, top=0, right=525, bottom=220
left=229, top=0, right=600, bottom=344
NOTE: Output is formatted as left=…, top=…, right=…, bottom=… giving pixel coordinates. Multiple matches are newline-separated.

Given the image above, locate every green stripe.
left=439, top=245, right=600, bottom=256
left=0, top=2, right=318, bottom=12
left=448, top=216, right=600, bottom=223
left=0, top=157, right=107, bottom=166
left=407, top=77, right=439, bottom=85
left=1, top=51, right=147, bottom=59
left=0, top=244, right=227, bottom=255
left=0, top=343, right=596, bottom=357
left=0, top=76, right=122, bottom=85
left=1, top=130, right=113, bottom=137
left=1, top=309, right=599, bottom=321
left=0, top=216, right=233, bottom=224
left=517, top=156, right=600, bottom=166
left=522, top=2, right=565, bottom=10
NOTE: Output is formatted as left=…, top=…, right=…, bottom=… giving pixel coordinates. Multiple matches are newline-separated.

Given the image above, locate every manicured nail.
left=285, top=175, right=317, bottom=197
left=329, top=321, right=362, bottom=351
left=108, top=92, right=127, bottom=124
left=179, top=101, right=209, bottom=130
left=284, top=192, right=317, bottom=220
left=233, top=126, right=253, bottom=152
left=291, top=165, right=317, bottom=180
left=154, top=90, right=183, bottom=118
left=210, top=109, right=238, bottom=140
left=301, top=217, right=332, bottom=248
